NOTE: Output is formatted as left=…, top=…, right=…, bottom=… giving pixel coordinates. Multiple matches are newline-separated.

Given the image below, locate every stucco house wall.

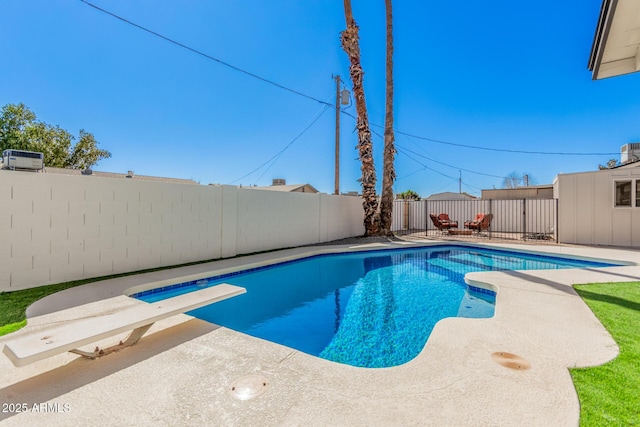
left=0, top=170, right=363, bottom=291
left=554, top=163, right=640, bottom=247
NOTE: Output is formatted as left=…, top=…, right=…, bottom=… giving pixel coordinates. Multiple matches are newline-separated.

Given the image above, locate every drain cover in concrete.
left=491, top=352, right=531, bottom=370
left=228, top=375, right=269, bottom=400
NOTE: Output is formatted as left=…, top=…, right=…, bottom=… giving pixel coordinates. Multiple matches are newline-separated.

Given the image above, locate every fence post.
left=555, top=198, right=559, bottom=244
left=424, top=199, right=428, bottom=236
left=403, top=200, right=409, bottom=230
left=522, top=198, right=527, bottom=240
left=488, top=199, right=492, bottom=239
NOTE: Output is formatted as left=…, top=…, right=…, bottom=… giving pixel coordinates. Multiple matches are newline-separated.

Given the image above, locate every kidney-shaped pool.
left=133, top=245, right=618, bottom=368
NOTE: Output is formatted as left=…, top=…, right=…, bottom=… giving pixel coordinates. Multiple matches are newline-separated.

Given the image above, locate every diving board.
left=2, top=283, right=246, bottom=367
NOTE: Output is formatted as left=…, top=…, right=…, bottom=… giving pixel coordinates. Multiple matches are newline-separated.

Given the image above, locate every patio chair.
left=464, top=213, right=493, bottom=233
left=429, top=213, right=458, bottom=233
left=437, top=213, right=458, bottom=229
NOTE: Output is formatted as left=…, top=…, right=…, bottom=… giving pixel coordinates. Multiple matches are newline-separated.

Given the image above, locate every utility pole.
left=334, top=75, right=341, bottom=195
left=459, top=170, right=462, bottom=193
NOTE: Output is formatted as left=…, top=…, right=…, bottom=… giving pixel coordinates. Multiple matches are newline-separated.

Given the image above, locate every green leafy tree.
left=68, top=130, right=110, bottom=170
left=598, top=159, right=618, bottom=170
left=0, top=103, right=35, bottom=151
left=0, top=103, right=111, bottom=169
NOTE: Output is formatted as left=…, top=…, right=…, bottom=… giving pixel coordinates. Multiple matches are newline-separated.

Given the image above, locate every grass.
left=571, top=282, right=640, bottom=427
left=0, top=278, right=113, bottom=336
left=0, top=319, right=27, bottom=336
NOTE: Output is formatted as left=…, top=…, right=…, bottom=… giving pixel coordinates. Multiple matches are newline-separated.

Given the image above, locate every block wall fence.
left=0, top=171, right=364, bottom=291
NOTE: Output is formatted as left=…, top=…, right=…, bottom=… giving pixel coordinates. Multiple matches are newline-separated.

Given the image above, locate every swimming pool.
left=134, top=245, right=617, bottom=368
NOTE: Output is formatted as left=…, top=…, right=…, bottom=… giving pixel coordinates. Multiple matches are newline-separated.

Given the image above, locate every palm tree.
left=378, top=0, right=396, bottom=236
left=398, top=190, right=420, bottom=201
left=341, top=0, right=379, bottom=236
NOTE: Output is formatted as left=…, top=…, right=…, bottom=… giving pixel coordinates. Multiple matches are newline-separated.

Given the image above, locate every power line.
left=396, top=146, right=459, bottom=181
left=341, top=108, right=617, bottom=156
left=463, top=182, right=484, bottom=192
left=228, top=104, right=331, bottom=185
left=372, top=126, right=513, bottom=180
left=397, top=129, right=617, bottom=156
left=396, top=147, right=484, bottom=194
left=396, top=167, right=427, bottom=181
left=460, top=182, right=484, bottom=196
left=82, top=0, right=619, bottom=158
left=396, top=144, right=510, bottom=179
left=80, top=0, right=333, bottom=108
left=375, top=128, right=469, bottom=182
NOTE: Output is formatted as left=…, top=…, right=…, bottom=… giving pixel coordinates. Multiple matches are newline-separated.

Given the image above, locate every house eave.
left=588, top=0, right=640, bottom=80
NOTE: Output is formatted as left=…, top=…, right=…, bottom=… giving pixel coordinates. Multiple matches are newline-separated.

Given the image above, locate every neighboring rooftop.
left=426, top=192, right=476, bottom=201
left=588, top=0, right=640, bottom=79
left=10, top=166, right=200, bottom=185
left=254, top=184, right=319, bottom=193
left=254, top=179, right=319, bottom=194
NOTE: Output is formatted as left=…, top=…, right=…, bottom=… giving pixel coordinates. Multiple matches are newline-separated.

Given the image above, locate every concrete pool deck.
left=1, top=240, right=639, bottom=426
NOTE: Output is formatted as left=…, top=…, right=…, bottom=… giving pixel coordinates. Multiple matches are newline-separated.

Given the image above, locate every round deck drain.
left=491, top=352, right=531, bottom=370
left=228, top=375, right=269, bottom=400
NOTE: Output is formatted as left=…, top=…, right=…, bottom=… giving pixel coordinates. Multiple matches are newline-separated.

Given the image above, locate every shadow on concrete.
left=0, top=319, right=219, bottom=422
left=581, top=268, right=640, bottom=282
left=495, top=270, right=576, bottom=295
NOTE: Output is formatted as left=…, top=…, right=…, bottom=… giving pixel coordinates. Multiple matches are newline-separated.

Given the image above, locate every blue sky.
left=1, top=0, right=639, bottom=196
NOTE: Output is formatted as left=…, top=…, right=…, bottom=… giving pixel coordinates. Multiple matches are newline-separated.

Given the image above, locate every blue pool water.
left=135, top=246, right=617, bottom=368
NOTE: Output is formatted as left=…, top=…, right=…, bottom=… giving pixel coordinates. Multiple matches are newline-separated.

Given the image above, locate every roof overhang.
left=588, top=0, right=640, bottom=80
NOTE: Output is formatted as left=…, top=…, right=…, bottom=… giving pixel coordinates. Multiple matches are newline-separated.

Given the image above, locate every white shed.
left=554, top=161, right=640, bottom=247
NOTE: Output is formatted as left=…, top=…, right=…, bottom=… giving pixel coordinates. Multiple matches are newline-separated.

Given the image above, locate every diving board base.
left=68, top=323, right=154, bottom=359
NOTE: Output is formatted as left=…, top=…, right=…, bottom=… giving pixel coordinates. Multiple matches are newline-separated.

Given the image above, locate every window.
left=636, top=180, right=640, bottom=207
left=615, top=181, right=632, bottom=207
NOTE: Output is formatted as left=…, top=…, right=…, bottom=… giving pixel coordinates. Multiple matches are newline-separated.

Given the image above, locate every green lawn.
left=0, top=278, right=110, bottom=337
left=571, top=282, right=640, bottom=427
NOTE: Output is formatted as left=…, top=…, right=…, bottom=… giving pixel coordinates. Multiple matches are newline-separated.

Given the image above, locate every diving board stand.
left=2, top=283, right=246, bottom=367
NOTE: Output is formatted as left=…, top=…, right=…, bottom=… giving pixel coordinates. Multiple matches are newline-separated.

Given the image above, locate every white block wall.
left=0, top=171, right=364, bottom=291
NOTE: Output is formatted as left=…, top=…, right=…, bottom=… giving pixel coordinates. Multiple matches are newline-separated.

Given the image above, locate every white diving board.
left=2, top=283, right=246, bottom=367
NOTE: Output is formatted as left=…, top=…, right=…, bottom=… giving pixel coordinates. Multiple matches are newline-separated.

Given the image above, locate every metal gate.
left=391, top=199, right=558, bottom=242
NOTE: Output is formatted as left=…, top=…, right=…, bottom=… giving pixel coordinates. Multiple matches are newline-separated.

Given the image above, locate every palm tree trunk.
left=341, top=0, right=379, bottom=236
left=378, top=0, right=396, bottom=236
